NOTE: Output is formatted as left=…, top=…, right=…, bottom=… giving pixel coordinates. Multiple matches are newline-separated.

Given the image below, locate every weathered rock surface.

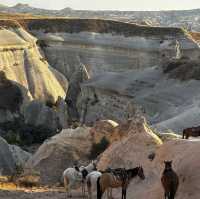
left=1, top=18, right=200, bottom=133
left=98, top=116, right=162, bottom=169
left=0, top=20, right=69, bottom=138
left=0, top=136, right=31, bottom=175
left=23, top=100, right=62, bottom=133
left=25, top=127, right=92, bottom=185
left=22, top=19, right=200, bottom=132
left=0, top=21, right=68, bottom=104
left=98, top=117, right=200, bottom=199
left=9, top=145, right=31, bottom=168
left=0, top=137, right=16, bottom=175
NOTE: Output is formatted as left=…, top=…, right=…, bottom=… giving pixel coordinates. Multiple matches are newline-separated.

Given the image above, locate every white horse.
left=80, top=160, right=98, bottom=197
left=63, top=161, right=97, bottom=198
left=86, top=171, right=102, bottom=199
left=63, top=165, right=82, bottom=198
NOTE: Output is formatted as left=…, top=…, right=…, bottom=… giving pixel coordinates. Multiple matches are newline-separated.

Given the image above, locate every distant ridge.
left=0, top=3, right=200, bottom=31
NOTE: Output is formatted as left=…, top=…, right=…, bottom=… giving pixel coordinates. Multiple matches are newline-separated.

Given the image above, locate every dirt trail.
left=0, top=187, right=84, bottom=199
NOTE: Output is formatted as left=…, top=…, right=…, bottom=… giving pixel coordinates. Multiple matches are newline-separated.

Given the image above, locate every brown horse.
left=97, top=167, right=145, bottom=199
left=182, top=126, right=200, bottom=139
left=161, top=161, right=179, bottom=199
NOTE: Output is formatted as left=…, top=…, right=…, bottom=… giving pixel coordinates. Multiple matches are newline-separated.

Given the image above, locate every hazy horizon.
left=2, top=0, right=200, bottom=11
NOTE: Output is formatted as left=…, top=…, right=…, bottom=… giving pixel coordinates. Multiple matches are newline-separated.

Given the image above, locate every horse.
left=161, top=161, right=179, bottom=199
left=182, top=126, right=200, bottom=139
left=80, top=160, right=98, bottom=197
left=63, top=160, right=97, bottom=198
left=97, top=166, right=145, bottom=199
left=86, top=171, right=102, bottom=199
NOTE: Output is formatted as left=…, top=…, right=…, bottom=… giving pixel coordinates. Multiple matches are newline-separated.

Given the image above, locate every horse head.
left=81, top=169, right=88, bottom=180
left=164, top=160, right=173, bottom=170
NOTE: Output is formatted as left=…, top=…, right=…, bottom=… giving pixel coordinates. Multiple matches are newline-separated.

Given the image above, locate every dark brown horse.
left=161, top=161, right=179, bottom=199
left=182, top=126, right=200, bottom=139
left=97, top=167, right=145, bottom=199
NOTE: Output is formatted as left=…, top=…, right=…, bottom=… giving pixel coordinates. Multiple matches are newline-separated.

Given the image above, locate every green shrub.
left=89, top=137, right=110, bottom=160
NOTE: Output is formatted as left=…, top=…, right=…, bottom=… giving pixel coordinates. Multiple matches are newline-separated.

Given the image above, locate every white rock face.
left=0, top=25, right=68, bottom=104
left=32, top=31, right=200, bottom=77
left=26, top=19, right=200, bottom=132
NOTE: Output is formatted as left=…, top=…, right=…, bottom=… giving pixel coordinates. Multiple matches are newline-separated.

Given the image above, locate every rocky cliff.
left=0, top=18, right=199, bottom=134
left=0, top=19, right=69, bottom=142
left=18, top=18, right=200, bottom=132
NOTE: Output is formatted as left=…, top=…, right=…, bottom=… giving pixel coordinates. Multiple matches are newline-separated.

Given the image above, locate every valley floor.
left=0, top=185, right=70, bottom=199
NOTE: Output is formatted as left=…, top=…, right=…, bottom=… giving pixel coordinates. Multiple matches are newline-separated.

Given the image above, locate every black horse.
left=161, top=161, right=179, bottom=199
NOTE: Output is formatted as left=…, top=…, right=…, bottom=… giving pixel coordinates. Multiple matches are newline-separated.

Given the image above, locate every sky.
left=2, top=0, right=200, bottom=11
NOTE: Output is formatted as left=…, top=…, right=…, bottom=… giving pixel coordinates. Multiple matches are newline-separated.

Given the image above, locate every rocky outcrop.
left=0, top=137, right=16, bottom=175
left=98, top=116, right=162, bottom=169
left=0, top=20, right=69, bottom=139
left=19, top=18, right=200, bottom=132
left=1, top=18, right=200, bottom=133
left=97, top=117, right=200, bottom=199
left=0, top=71, right=23, bottom=113
left=25, top=117, right=133, bottom=185
left=9, top=145, right=31, bottom=168
left=0, top=20, right=68, bottom=103
left=90, top=120, right=120, bottom=144
left=25, top=127, right=92, bottom=185
left=23, top=100, right=62, bottom=133
left=0, top=136, right=31, bottom=175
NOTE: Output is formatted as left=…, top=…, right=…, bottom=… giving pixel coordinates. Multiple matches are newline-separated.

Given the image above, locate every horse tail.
left=63, top=175, right=69, bottom=191
left=97, top=176, right=102, bottom=199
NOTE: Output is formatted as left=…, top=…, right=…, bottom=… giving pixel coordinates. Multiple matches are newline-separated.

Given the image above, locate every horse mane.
left=74, top=166, right=80, bottom=172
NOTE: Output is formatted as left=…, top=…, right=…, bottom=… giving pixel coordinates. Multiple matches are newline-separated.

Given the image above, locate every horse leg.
left=107, top=188, right=113, bottom=199
left=87, top=181, right=92, bottom=199
left=68, top=183, right=73, bottom=198
left=82, top=182, right=86, bottom=198
left=169, top=189, right=176, bottom=199
left=106, top=188, right=111, bottom=199
left=106, top=189, right=109, bottom=199
left=64, top=177, right=71, bottom=198
left=122, top=187, right=126, bottom=199
left=97, top=177, right=103, bottom=199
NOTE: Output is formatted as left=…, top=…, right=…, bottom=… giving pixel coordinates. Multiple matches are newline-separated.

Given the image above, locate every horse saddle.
left=112, top=168, right=127, bottom=183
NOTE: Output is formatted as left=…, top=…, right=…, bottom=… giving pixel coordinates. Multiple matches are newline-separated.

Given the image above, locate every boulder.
left=23, top=100, right=62, bottom=133
left=98, top=116, right=162, bottom=170
left=0, top=136, right=31, bottom=175
left=90, top=120, right=119, bottom=144
left=98, top=117, right=200, bottom=199
left=25, top=127, right=92, bottom=185
left=9, top=145, right=31, bottom=167
left=0, top=137, right=16, bottom=175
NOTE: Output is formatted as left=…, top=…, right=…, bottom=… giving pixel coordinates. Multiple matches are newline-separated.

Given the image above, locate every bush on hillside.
left=89, top=137, right=110, bottom=159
